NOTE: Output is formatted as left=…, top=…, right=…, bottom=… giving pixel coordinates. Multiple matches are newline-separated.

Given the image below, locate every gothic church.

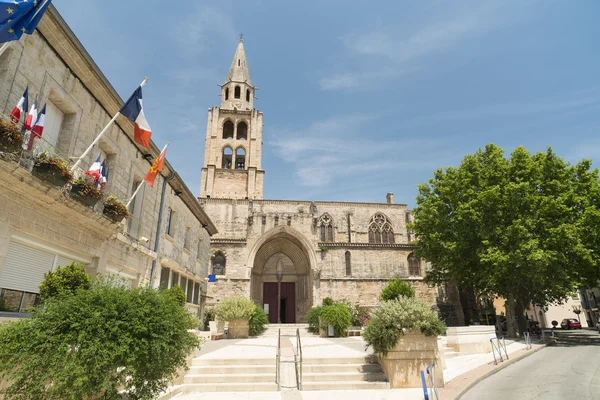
left=199, top=39, right=461, bottom=325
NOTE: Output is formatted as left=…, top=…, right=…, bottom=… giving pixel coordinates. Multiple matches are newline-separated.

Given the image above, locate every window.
left=193, top=282, right=200, bottom=305
left=222, top=147, right=233, bottom=169
left=212, top=252, right=226, bottom=275
left=0, top=288, right=39, bottom=313
left=42, top=101, right=64, bottom=150
left=184, top=227, right=190, bottom=250
left=171, top=271, right=180, bottom=288
left=317, top=214, right=334, bottom=242
left=347, top=214, right=352, bottom=243
left=180, top=277, right=188, bottom=297
left=274, top=216, right=279, bottom=226
left=368, top=213, right=395, bottom=244
left=166, top=208, right=175, bottom=237
left=345, top=251, right=351, bottom=276
left=408, top=253, right=421, bottom=276
left=128, top=179, right=144, bottom=238
left=237, top=121, right=248, bottom=140
left=234, top=86, right=241, bottom=99
left=238, top=59, right=241, bottom=66
left=246, top=89, right=251, bottom=102
left=187, top=280, right=194, bottom=303
left=223, top=120, right=234, bottom=139
left=287, top=216, right=292, bottom=226
left=262, top=215, right=266, bottom=225
left=159, top=267, right=170, bottom=289
left=235, top=147, right=246, bottom=169
left=225, top=87, right=229, bottom=100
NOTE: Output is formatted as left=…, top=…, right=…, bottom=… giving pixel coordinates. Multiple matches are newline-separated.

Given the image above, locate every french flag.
left=26, top=103, right=45, bottom=150
left=119, top=86, right=152, bottom=148
left=99, top=160, right=108, bottom=189
left=10, top=87, right=28, bottom=124
left=86, top=156, right=102, bottom=183
left=24, top=99, right=37, bottom=131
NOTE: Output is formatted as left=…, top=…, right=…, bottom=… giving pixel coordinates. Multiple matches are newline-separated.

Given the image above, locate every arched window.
left=234, top=86, right=241, bottom=99
left=246, top=89, right=251, bottom=102
left=235, top=147, right=246, bottom=170
left=225, top=88, right=229, bottom=100
left=408, top=253, right=421, bottom=276
left=368, top=213, right=395, bottom=244
left=212, top=252, right=226, bottom=275
left=237, top=121, right=248, bottom=140
left=238, top=59, right=241, bottom=66
left=223, top=120, right=234, bottom=139
left=317, top=214, right=334, bottom=242
left=222, top=147, right=233, bottom=169
left=345, top=251, right=351, bottom=276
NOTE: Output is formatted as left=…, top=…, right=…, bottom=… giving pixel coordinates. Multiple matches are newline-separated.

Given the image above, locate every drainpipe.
left=150, top=172, right=176, bottom=286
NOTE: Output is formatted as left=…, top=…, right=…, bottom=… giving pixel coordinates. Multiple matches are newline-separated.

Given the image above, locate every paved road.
left=462, top=330, right=600, bottom=400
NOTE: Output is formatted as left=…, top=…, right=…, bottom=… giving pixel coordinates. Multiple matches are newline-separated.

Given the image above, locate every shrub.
left=203, top=308, right=215, bottom=330
left=38, top=262, right=92, bottom=302
left=214, top=297, right=255, bottom=321
left=0, top=277, right=201, bottom=400
left=363, top=297, right=446, bottom=356
left=306, top=305, right=323, bottom=334
left=380, top=278, right=415, bottom=301
left=249, top=304, right=269, bottom=336
left=320, top=304, right=352, bottom=337
left=322, top=297, right=334, bottom=306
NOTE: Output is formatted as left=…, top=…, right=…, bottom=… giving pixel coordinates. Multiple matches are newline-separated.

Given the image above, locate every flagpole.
left=72, top=77, right=149, bottom=172
left=0, top=42, right=10, bottom=58
left=126, top=181, right=146, bottom=208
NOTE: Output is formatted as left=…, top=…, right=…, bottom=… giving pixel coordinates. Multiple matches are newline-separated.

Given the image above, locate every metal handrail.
left=426, top=363, right=439, bottom=400
left=523, top=331, right=532, bottom=350
left=276, top=329, right=281, bottom=390
left=296, top=328, right=303, bottom=390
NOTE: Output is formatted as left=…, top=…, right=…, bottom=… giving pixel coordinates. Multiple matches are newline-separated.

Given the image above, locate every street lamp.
left=276, top=259, right=283, bottom=323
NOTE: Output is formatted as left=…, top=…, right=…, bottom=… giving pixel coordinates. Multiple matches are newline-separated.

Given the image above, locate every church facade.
left=199, top=39, right=462, bottom=325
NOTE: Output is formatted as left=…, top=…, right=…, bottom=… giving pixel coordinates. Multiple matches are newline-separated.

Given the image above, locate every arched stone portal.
left=249, top=226, right=314, bottom=323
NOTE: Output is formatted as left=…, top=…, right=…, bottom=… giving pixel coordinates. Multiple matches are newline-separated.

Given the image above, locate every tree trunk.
left=515, top=297, right=528, bottom=335
left=458, top=285, right=479, bottom=325
left=505, top=293, right=519, bottom=338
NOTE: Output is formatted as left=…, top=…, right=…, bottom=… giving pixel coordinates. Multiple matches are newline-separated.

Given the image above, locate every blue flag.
left=0, top=0, right=53, bottom=44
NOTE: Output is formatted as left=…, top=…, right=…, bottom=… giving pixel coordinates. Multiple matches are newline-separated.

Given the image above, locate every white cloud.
left=173, top=6, right=237, bottom=55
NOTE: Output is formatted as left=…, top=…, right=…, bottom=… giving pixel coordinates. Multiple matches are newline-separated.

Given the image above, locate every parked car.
left=560, top=318, right=582, bottom=330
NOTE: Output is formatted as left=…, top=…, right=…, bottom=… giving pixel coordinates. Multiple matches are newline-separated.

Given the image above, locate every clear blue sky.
left=54, top=0, right=600, bottom=207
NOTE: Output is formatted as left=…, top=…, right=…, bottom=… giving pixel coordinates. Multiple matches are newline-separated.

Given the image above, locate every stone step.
left=301, top=381, right=391, bottom=391
left=184, top=373, right=275, bottom=384
left=303, top=356, right=378, bottom=365
left=303, top=363, right=382, bottom=373
left=444, top=351, right=461, bottom=358
left=188, top=364, right=276, bottom=374
left=302, top=371, right=387, bottom=382
left=177, top=382, right=279, bottom=392
left=192, top=358, right=275, bottom=366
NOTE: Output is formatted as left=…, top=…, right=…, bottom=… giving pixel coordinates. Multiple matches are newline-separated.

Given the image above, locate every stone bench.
left=347, top=329, right=362, bottom=337
left=446, top=325, right=496, bottom=355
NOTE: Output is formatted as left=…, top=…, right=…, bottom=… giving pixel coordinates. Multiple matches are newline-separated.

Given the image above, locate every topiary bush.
left=306, top=305, right=323, bottom=334
left=38, top=262, right=92, bottom=302
left=249, top=304, right=269, bottom=336
left=363, top=297, right=446, bottom=356
left=320, top=303, right=353, bottom=337
left=380, top=278, right=415, bottom=301
left=214, top=297, right=255, bottom=321
left=0, top=277, right=201, bottom=400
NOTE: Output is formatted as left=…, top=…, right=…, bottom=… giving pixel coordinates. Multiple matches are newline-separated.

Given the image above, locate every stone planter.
left=446, top=325, right=495, bottom=355
left=227, top=319, right=249, bottom=339
left=32, top=163, right=71, bottom=187
left=379, top=332, right=444, bottom=388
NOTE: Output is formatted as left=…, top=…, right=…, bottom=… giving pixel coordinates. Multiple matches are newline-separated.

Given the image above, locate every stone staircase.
left=177, top=356, right=278, bottom=393
left=439, top=337, right=460, bottom=359
left=262, top=323, right=313, bottom=337
left=301, top=355, right=390, bottom=390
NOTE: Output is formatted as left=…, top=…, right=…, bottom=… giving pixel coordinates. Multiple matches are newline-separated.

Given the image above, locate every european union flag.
left=0, top=0, right=53, bottom=44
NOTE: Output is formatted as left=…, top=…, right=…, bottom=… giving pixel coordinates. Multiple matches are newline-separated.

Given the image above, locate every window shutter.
left=0, top=241, right=56, bottom=293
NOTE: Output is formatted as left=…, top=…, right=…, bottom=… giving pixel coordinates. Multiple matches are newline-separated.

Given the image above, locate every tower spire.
left=226, top=38, right=252, bottom=86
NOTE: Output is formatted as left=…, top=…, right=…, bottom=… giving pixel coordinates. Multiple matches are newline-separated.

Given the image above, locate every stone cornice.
left=199, top=198, right=409, bottom=208
left=319, top=242, right=415, bottom=250
left=210, top=238, right=247, bottom=244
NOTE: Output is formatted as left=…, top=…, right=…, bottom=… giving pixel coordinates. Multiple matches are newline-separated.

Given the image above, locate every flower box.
left=32, top=161, right=72, bottom=187
left=69, top=181, right=102, bottom=208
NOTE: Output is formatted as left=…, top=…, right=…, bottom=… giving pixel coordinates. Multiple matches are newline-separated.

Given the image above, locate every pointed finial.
left=239, top=33, right=244, bottom=42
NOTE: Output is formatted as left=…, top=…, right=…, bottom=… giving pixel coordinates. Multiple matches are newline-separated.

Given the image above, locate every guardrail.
left=523, top=331, right=532, bottom=350
left=295, top=328, right=303, bottom=390
left=490, top=336, right=509, bottom=365
left=421, top=363, right=439, bottom=400
left=276, top=328, right=281, bottom=390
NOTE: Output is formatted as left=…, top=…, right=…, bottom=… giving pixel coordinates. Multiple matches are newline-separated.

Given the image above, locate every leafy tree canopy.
left=411, top=144, right=600, bottom=334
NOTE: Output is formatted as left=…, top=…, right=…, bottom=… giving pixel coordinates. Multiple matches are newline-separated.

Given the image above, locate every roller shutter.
left=0, top=241, right=56, bottom=293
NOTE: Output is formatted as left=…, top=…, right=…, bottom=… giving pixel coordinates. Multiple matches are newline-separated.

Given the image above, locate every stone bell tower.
left=200, top=36, right=264, bottom=200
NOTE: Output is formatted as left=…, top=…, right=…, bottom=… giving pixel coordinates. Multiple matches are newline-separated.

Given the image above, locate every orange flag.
left=144, top=143, right=168, bottom=187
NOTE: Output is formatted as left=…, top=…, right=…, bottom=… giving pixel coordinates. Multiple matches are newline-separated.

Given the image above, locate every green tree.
left=38, top=262, right=92, bottom=301
left=380, top=278, right=415, bottom=301
left=411, top=144, right=600, bottom=336
left=0, top=277, right=200, bottom=400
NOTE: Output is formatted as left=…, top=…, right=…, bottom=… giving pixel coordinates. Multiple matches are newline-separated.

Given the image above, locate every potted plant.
left=214, top=297, right=255, bottom=339
left=69, top=176, right=103, bottom=207
left=103, top=195, right=130, bottom=223
left=362, top=297, right=446, bottom=388
left=32, top=151, right=73, bottom=187
left=0, top=119, right=24, bottom=154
